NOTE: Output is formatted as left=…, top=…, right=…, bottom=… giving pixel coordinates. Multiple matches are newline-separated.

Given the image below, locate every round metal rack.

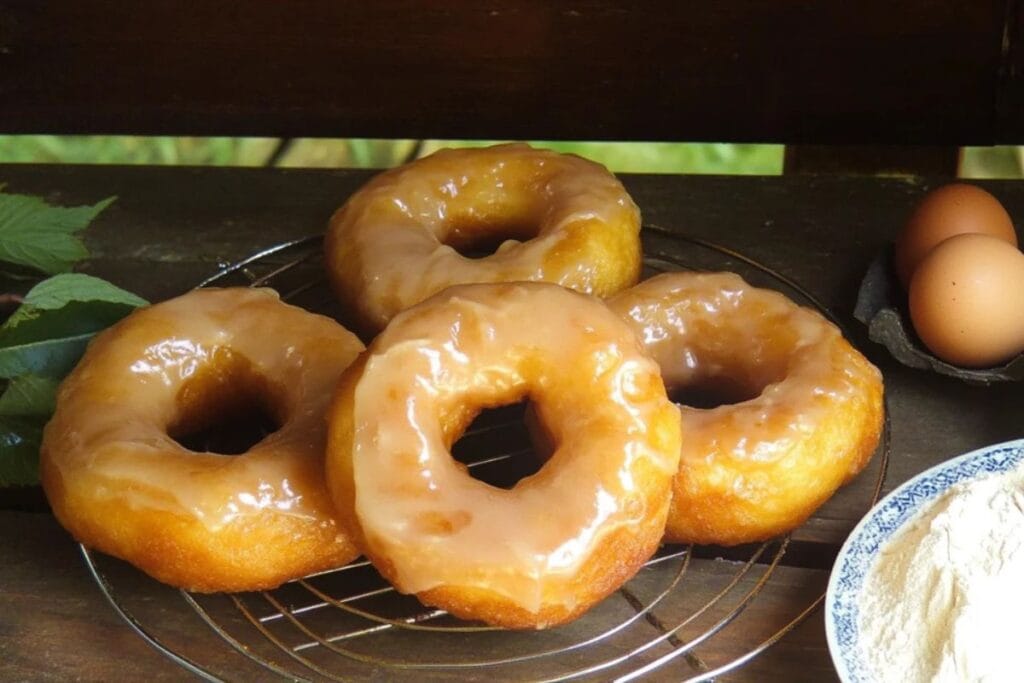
left=81, top=227, right=891, bottom=681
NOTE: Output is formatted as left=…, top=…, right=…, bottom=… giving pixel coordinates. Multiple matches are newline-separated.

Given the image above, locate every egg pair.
left=894, top=184, right=1023, bottom=368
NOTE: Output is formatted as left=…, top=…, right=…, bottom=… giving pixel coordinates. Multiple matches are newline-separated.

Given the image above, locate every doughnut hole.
left=444, top=219, right=540, bottom=260
left=168, top=347, right=286, bottom=455
left=429, top=153, right=552, bottom=260
left=656, top=321, right=793, bottom=411
left=449, top=400, right=541, bottom=490
left=667, top=374, right=765, bottom=410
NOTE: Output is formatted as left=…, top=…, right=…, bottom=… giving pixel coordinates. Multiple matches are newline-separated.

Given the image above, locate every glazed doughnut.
left=325, top=143, right=642, bottom=334
left=608, top=272, right=884, bottom=546
left=41, top=288, right=365, bottom=592
left=325, top=282, right=681, bottom=629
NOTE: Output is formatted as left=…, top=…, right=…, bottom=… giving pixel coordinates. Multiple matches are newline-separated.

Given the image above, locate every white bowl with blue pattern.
left=825, top=438, right=1024, bottom=683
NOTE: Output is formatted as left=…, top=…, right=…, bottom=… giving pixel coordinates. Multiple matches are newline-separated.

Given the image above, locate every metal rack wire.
left=81, top=228, right=891, bottom=682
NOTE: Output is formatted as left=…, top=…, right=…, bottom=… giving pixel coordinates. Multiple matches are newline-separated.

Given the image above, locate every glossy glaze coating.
left=326, top=282, right=681, bottom=628
left=325, top=143, right=642, bottom=334
left=41, top=288, right=365, bottom=592
left=609, top=272, right=884, bottom=545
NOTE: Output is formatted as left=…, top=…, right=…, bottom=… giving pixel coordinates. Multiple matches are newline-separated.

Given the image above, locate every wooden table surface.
left=2, top=164, right=1022, bottom=682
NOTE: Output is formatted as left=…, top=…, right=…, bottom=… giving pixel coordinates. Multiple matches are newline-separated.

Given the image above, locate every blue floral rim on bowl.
left=825, top=438, right=1024, bottom=683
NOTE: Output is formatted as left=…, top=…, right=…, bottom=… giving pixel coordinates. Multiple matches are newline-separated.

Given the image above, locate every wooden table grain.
left=2, top=164, right=1022, bottom=681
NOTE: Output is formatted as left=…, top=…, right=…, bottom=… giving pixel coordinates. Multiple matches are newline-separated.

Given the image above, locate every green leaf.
left=20, top=272, right=147, bottom=311
left=0, top=375, right=57, bottom=485
left=0, top=274, right=148, bottom=379
left=5, top=299, right=130, bottom=340
left=0, top=333, right=93, bottom=379
left=0, top=375, right=59, bottom=416
left=0, top=192, right=115, bottom=275
left=3, top=272, right=148, bottom=333
left=0, top=415, right=45, bottom=486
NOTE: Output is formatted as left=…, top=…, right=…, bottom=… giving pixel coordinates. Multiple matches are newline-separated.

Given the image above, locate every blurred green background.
left=0, top=136, right=1021, bottom=177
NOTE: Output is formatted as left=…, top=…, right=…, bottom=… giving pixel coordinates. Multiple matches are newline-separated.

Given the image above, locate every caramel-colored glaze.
left=609, top=272, right=884, bottom=546
left=40, top=288, right=365, bottom=592
left=326, top=283, right=681, bottom=629
left=325, top=143, right=642, bottom=335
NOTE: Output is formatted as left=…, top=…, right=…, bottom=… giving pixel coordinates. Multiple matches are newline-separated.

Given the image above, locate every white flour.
left=858, top=466, right=1024, bottom=682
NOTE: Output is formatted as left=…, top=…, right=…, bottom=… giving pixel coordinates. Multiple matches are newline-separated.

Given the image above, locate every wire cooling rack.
left=80, top=227, right=891, bottom=682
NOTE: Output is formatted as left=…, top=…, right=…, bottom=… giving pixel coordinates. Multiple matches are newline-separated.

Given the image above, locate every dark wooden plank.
left=0, top=1, right=1019, bottom=143
left=783, top=145, right=960, bottom=176
left=997, top=0, right=1024, bottom=134
left=0, top=512, right=274, bottom=682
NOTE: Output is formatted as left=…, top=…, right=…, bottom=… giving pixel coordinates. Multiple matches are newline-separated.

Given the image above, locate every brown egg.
left=895, top=183, right=1017, bottom=288
left=909, top=233, right=1024, bottom=367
